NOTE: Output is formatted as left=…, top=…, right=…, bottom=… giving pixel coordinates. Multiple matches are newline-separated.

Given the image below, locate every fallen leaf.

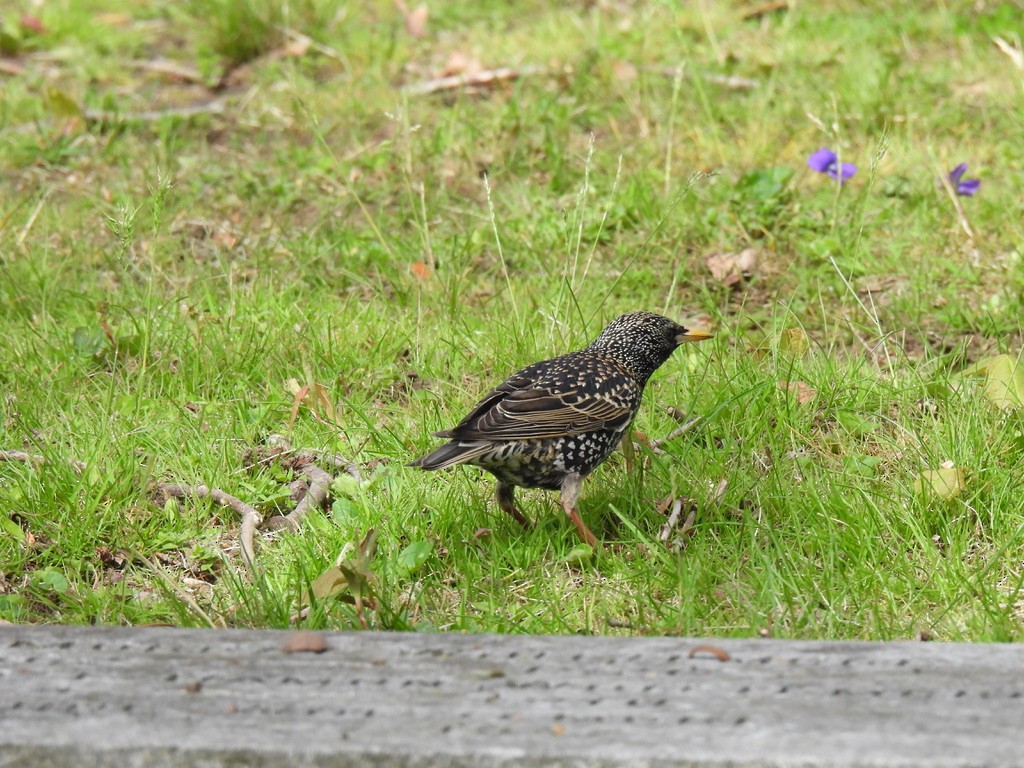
left=410, top=261, right=431, bottom=280
left=612, top=60, right=638, bottom=82
left=403, top=3, right=429, bottom=37
left=777, top=380, right=816, bottom=404
left=286, top=379, right=340, bottom=427
left=311, top=565, right=352, bottom=601
left=441, top=50, right=481, bottom=77
left=19, top=15, right=46, bottom=35
left=212, top=229, right=237, bottom=249
left=96, top=12, right=131, bottom=25
left=705, top=247, right=759, bottom=288
left=135, top=59, right=205, bottom=84
left=280, top=35, right=311, bottom=58
left=913, top=466, right=967, bottom=500
left=44, top=87, right=83, bottom=120
left=309, top=531, right=379, bottom=616
left=778, top=327, right=809, bottom=356
left=688, top=645, right=731, bottom=661
left=281, top=631, right=328, bottom=654
left=957, top=353, right=1024, bottom=410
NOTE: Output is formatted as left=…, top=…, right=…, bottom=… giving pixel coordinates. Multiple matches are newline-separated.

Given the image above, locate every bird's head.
left=587, top=311, right=713, bottom=382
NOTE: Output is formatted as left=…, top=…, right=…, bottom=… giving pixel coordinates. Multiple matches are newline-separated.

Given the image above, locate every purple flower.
left=948, top=163, right=980, bottom=197
left=807, top=148, right=857, bottom=183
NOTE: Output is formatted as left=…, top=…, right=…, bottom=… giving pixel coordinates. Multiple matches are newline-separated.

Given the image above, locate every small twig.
left=132, top=59, right=207, bottom=85
left=317, top=453, right=364, bottom=482
left=0, top=449, right=87, bottom=473
left=82, top=100, right=226, bottom=124
left=647, top=416, right=703, bottom=454
left=659, top=66, right=758, bottom=90
left=938, top=167, right=975, bottom=242
left=261, top=433, right=363, bottom=482
left=4, top=100, right=228, bottom=136
left=0, top=450, right=43, bottom=465
left=402, top=65, right=542, bottom=96
left=740, top=0, right=790, bottom=21
left=16, top=189, right=50, bottom=247
left=0, top=60, right=25, bottom=76
left=265, top=462, right=334, bottom=533
left=156, top=484, right=261, bottom=573
left=658, top=498, right=684, bottom=542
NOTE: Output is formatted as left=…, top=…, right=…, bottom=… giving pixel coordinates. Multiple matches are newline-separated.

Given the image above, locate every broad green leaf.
left=736, top=167, right=793, bottom=200
left=0, top=515, right=25, bottom=542
left=0, top=594, right=28, bottom=621
left=560, top=543, right=594, bottom=565
left=331, top=473, right=363, bottom=499
left=395, top=540, right=433, bottom=574
left=836, top=412, right=878, bottom=436
left=32, top=568, right=70, bottom=594
left=330, top=497, right=356, bottom=521
left=845, top=454, right=881, bottom=477
left=72, top=326, right=106, bottom=360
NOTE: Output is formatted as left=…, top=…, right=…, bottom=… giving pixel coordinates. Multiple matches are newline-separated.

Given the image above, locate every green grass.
left=1, top=0, right=1023, bottom=640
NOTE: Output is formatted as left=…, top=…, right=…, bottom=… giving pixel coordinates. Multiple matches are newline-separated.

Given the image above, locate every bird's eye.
left=664, top=325, right=679, bottom=342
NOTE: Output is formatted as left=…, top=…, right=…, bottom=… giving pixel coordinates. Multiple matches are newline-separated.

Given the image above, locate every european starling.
left=409, top=311, right=713, bottom=546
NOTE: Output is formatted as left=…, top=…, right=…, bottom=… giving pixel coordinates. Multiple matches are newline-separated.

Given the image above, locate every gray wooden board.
left=0, top=625, right=1021, bottom=767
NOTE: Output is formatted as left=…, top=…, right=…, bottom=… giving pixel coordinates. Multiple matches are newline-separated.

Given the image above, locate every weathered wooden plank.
left=0, top=625, right=1020, bottom=767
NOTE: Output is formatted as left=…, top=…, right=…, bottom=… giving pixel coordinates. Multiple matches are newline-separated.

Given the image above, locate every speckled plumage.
left=409, top=311, right=713, bottom=545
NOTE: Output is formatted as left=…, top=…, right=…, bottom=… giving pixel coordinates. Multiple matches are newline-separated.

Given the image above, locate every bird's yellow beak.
left=677, top=328, right=714, bottom=344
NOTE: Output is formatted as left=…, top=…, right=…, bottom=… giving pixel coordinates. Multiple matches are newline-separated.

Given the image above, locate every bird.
left=409, top=311, right=713, bottom=546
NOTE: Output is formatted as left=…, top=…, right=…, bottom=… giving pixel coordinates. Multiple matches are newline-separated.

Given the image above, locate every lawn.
left=1, top=0, right=1023, bottom=639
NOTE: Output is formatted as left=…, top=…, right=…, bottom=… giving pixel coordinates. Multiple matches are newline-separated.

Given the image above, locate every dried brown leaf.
left=705, top=247, right=759, bottom=288
left=777, top=380, right=816, bottom=404
left=441, top=50, right=482, bottom=77
left=404, top=4, right=429, bottom=37
left=19, top=15, right=46, bottom=35
left=612, top=60, right=638, bottom=82
left=688, top=645, right=731, bottom=661
left=281, top=631, right=328, bottom=654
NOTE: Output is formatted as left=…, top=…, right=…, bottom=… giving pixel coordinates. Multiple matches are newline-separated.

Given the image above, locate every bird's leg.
left=496, top=482, right=532, bottom=529
left=559, top=473, right=599, bottom=548
left=620, top=428, right=637, bottom=473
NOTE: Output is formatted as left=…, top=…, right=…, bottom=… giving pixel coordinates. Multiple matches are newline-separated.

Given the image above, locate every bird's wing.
left=437, top=364, right=637, bottom=441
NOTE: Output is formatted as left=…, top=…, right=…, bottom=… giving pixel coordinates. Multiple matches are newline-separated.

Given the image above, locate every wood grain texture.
left=1, top=625, right=1019, bottom=767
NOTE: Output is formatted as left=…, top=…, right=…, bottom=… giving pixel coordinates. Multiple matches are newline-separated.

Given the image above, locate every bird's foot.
left=563, top=504, right=599, bottom=548
left=496, top=482, right=533, bottom=529
left=559, top=472, right=600, bottom=548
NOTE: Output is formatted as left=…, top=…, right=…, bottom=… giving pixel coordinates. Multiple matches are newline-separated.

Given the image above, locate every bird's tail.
left=408, top=441, right=491, bottom=471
